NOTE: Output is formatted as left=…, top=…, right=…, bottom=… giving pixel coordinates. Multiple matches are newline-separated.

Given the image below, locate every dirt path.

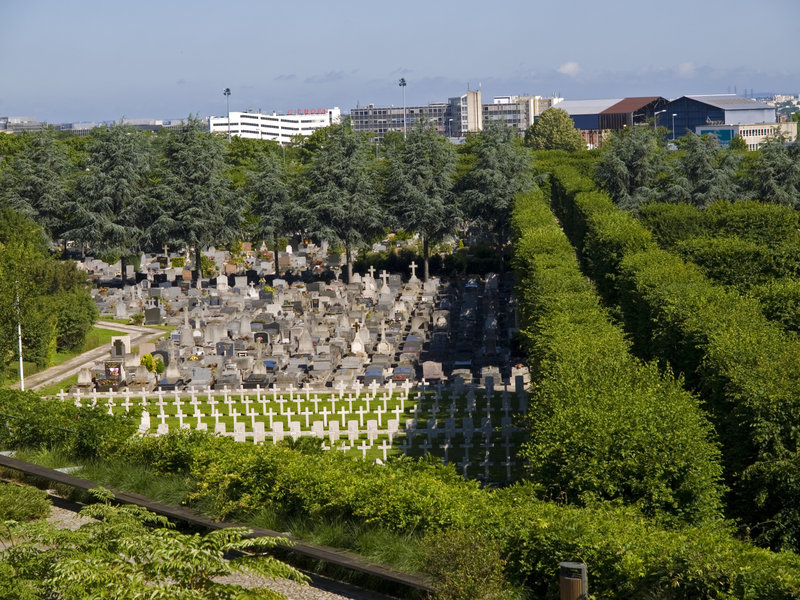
left=22, top=322, right=165, bottom=392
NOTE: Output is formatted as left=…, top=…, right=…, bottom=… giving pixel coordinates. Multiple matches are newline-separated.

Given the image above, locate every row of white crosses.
left=63, top=381, right=415, bottom=448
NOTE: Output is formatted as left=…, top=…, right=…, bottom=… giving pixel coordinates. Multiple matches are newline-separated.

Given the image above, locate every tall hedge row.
left=119, top=420, right=800, bottom=599
left=548, top=165, right=800, bottom=552
left=639, top=200, right=800, bottom=249
left=511, top=189, right=723, bottom=525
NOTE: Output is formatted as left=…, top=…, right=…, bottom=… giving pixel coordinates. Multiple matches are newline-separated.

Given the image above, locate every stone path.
left=23, top=322, right=164, bottom=391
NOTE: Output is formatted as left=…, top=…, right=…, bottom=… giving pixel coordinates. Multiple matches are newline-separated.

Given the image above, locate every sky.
left=2, top=0, right=799, bottom=124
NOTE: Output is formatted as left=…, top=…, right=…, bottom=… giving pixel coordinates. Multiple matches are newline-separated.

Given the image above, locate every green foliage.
left=52, top=288, right=98, bottom=350
left=108, top=432, right=800, bottom=598
left=67, top=124, right=153, bottom=286
left=0, top=390, right=138, bottom=459
left=0, top=483, right=51, bottom=522
left=729, top=134, right=748, bottom=152
left=674, top=235, right=777, bottom=289
left=595, top=126, right=666, bottom=210
left=139, top=352, right=156, bottom=372
left=384, top=121, right=458, bottom=280
left=306, top=122, right=383, bottom=280
left=460, top=120, right=532, bottom=271
left=5, top=391, right=800, bottom=598
left=0, top=488, right=307, bottom=599
left=637, top=202, right=707, bottom=248
left=748, top=136, right=800, bottom=207
left=523, top=108, right=586, bottom=152
left=0, top=128, right=73, bottom=242
left=156, top=116, right=243, bottom=279
left=422, top=528, right=517, bottom=600
left=0, top=209, right=95, bottom=381
left=663, top=132, right=743, bottom=206
left=748, top=277, right=800, bottom=333
left=548, top=164, right=800, bottom=551
left=512, top=189, right=724, bottom=525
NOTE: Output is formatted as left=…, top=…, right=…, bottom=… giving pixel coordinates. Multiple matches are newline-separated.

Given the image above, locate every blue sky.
left=2, top=0, right=798, bottom=123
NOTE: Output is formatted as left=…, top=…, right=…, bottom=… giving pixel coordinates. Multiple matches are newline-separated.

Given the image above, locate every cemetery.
left=62, top=241, right=530, bottom=483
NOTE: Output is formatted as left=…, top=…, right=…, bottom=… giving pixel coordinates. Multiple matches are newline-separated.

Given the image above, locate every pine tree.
left=460, top=120, right=531, bottom=272
left=306, top=123, right=382, bottom=281
left=385, top=122, right=458, bottom=280
left=67, top=124, right=152, bottom=286
left=156, top=117, right=243, bottom=280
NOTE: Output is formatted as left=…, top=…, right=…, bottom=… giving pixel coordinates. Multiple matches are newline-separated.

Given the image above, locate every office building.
left=209, top=108, right=341, bottom=144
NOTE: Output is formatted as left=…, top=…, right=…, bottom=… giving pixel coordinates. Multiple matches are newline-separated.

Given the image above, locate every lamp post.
left=398, top=78, right=407, bottom=140
left=14, top=284, right=23, bottom=391
left=654, top=109, right=666, bottom=130
left=448, top=118, right=453, bottom=138
left=671, top=113, right=677, bottom=140
left=223, top=88, right=231, bottom=142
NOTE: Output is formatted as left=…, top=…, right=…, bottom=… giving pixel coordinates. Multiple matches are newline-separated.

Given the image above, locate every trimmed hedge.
left=639, top=200, right=800, bottom=250
left=548, top=164, right=800, bottom=552
left=3, top=388, right=800, bottom=596
left=125, top=431, right=800, bottom=599
left=511, top=189, right=723, bottom=525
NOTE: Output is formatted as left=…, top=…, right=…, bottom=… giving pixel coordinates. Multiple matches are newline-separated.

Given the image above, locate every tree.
left=595, top=125, right=667, bottom=210
left=524, top=107, right=586, bottom=151
left=0, top=210, right=96, bottom=382
left=662, top=132, right=743, bottom=206
left=0, top=129, right=73, bottom=245
left=0, top=487, right=308, bottom=599
left=385, top=122, right=458, bottom=280
left=154, top=117, right=243, bottom=280
left=729, top=134, right=748, bottom=152
left=748, top=136, right=800, bottom=208
left=246, top=153, right=297, bottom=274
left=67, top=124, right=152, bottom=286
left=306, top=123, right=382, bottom=281
left=460, top=120, right=531, bottom=272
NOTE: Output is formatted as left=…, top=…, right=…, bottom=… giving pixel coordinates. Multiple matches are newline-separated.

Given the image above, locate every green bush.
left=512, top=189, right=724, bottom=526
left=4, top=389, right=800, bottom=598
left=0, top=483, right=51, bottom=522
left=548, top=164, right=800, bottom=551
left=749, top=277, right=800, bottom=333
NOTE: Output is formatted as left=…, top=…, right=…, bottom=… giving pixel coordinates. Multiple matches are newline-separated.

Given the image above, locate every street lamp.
left=223, top=88, right=231, bottom=142
left=448, top=118, right=453, bottom=138
left=14, top=283, right=23, bottom=391
left=398, top=78, right=407, bottom=140
left=671, top=113, right=677, bottom=140
left=654, top=109, right=666, bottom=130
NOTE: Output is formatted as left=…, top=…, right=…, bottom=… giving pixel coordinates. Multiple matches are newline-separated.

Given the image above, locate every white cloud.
left=677, top=61, right=696, bottom=78
left=557, top=61, right=582, bottom=77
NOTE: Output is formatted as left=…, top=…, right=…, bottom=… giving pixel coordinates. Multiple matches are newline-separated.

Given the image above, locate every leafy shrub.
left=423, top=528, right=517, bottom=600
left=548, top=164, right=800, bottom=551
left=512, top=189, right=724, bottom=525
left=0, top=483, right=50, bottom=522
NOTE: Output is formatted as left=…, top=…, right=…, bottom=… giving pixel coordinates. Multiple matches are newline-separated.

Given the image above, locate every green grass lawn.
left=5, top=325, right=128, bottom=388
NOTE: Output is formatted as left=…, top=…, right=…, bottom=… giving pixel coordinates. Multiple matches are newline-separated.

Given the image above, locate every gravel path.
left=46, top=505, right=400, bottom=600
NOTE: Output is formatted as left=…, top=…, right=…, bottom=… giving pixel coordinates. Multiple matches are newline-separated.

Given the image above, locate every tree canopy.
left=306, top=122, right=382, bottom=281
left=460, top=120, right=532, bottom=271
left=155, top=117, right=243, bottom=279
left=385, top=122, right=458, bottom=280
left=524, top=108, right=586, bottom=151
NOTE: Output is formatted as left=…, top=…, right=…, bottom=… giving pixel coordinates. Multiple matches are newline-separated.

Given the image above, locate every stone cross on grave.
left=409, top=261, right=418, bottom=280
left=379, top=269, right=390, bottom=287
left=378, top=439, right=392, bottom=461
